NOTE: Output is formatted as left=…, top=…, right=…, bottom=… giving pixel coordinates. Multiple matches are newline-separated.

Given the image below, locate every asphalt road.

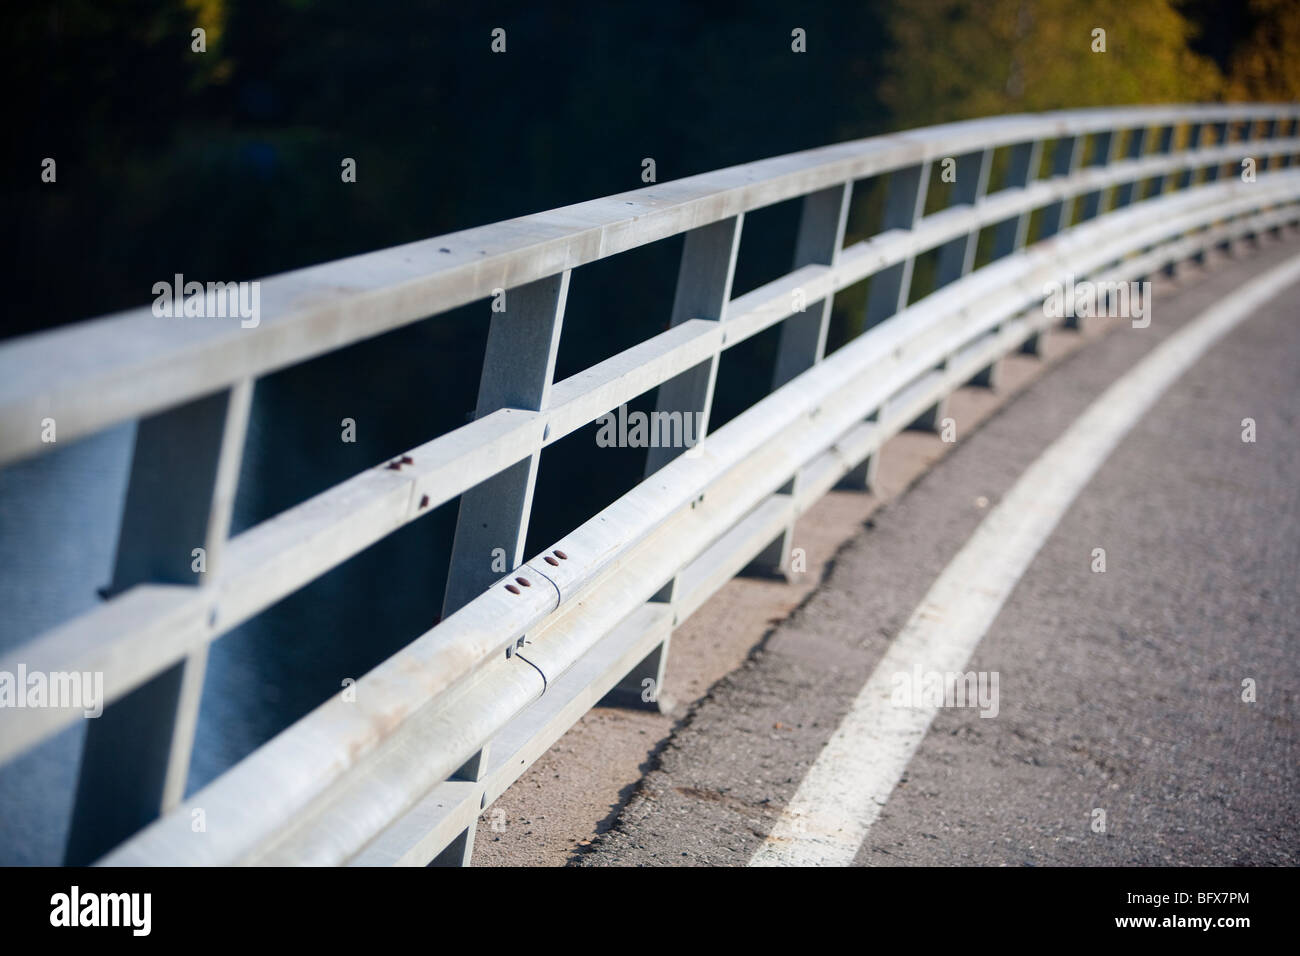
left=578, top=234, right=1300, bottom=866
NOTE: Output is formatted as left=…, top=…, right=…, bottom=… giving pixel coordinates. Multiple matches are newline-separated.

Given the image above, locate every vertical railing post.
left=1280, top=117, right=1296, bottom=169
left=771, top=183, right=853, bottom=388
left=934, top=148, right=993, bottom=289
left=863, top=161, right=931, bottom=328
left=749, top=182, right=853, bottom=571
left=643, top=215, right=743, bottom=476
left=1257, top=118, right=1277, bottom=172
left=621, top=215, right=742, bottom=700
left=834, top=410, right=881, bottom=494
left=1143, top=124, right=1182, bottom=277
left=836, top=162, right=930, bottom=491
left=991, top=140, right=1043, bottom=261
left=1145, top=124, right=1177, bottom=199
left=1040, top=134, right=1084, bottom=239
left=1184, top=122, right=1216, bottom=266
left=1208, top=120, right=1238, bottom=256
left=1204, top=120, right=1231, bottom=182
left=1061, top=128, right=1123, bottom=331
left=434, top=271, right=569, bottom=866
left=1251, top=117, right=1278, bottom=243
left=1265, top=117, right=1288, bottom=238
left=1077, top=129, right=1121, bottom=222
left=990, top=139, right=1046, bottom=357
left=1178, top=122, right=1204, bottom=191
left=1112, top=126, right=1149, bottom=209
left=65, top=379, right=253, bottom=865
left=862, top=160, right=950, bottom=432
left=442, top=272, right=569, bottom=617
left=1285, top=116, right=1300, bottom=240
left=429, top=825, right=476, bottom=868
left=1110, top=126, right=1156, bottom=285
left=935, top=149, right=998, bottom=386
left=598, top=635, right=672, bottom=712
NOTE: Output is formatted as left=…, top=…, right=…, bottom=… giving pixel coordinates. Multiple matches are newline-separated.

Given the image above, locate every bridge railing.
left=1, top=104, right=1297, bottom=865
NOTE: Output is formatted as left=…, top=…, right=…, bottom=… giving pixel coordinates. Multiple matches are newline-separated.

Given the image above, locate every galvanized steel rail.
left=1, top=104, right=1298, bottom=866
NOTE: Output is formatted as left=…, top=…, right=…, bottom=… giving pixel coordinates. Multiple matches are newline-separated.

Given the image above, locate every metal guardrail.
left=2, top=104, right=1298, bottom=866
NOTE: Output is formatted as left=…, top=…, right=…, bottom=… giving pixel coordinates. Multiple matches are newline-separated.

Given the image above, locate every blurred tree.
left=879, top=0, right=1223, bottom=126
left=1223, top=0, right=1300, bottom=101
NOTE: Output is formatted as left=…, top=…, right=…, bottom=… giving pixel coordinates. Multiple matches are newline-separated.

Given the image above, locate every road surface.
left=576, top=234, right=1300, bottom=866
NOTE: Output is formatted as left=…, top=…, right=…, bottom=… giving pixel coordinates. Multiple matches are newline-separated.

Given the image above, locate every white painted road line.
left=750, top=253, right=1300, bottom=867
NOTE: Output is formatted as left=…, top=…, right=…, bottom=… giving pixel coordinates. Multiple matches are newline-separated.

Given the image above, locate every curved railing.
left=1, top=104, right=1297, bottom=865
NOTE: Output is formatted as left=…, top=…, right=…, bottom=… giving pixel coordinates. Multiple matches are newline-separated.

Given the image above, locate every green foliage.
left=1224, top=0, right=1300, bottom=101
left=879, top=0, right=1223, bottom=127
